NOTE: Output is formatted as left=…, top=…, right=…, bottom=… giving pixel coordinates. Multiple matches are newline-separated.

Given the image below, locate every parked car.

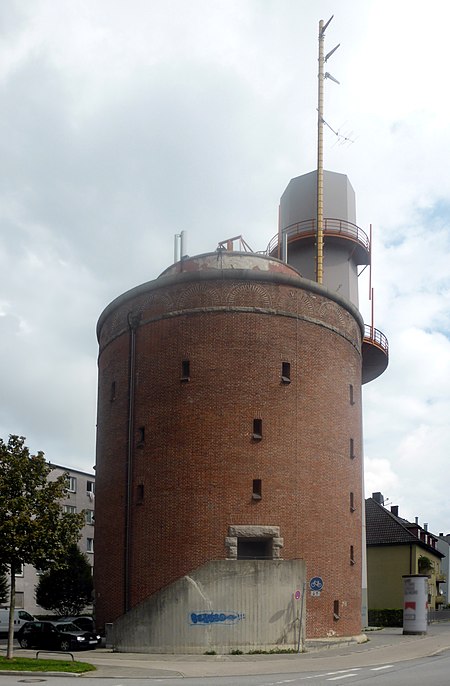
left=61, top=616, right=95, bottom=633
left=0, top=608, right=35, bottom=635
left=60, top=616, right=102, bottom=643
left=17, top=620, right=100, bottom=651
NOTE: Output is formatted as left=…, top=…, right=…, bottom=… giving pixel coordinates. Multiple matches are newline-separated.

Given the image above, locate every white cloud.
left=1, top=0, right=450, bottom=533
left=364, top=457, right=399, bottom=499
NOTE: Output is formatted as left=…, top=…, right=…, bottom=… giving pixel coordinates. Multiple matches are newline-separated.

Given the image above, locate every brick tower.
left=94, top=172, right=387, bottom=649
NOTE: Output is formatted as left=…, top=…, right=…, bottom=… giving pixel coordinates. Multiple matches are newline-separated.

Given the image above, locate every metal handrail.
left=364, top=325, right=389, bottom=354
left=36, top=650, right=75, bottom=661
left=266, top=218, right=370, bottom=256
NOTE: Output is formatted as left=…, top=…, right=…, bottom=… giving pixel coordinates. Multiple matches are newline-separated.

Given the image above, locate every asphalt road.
left=2, top=623, right=450, bottom=684
left=0, top=653, right=450, bottom=685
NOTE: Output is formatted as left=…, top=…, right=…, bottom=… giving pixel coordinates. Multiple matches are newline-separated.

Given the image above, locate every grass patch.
left=0, top=656, right=96, bottom=673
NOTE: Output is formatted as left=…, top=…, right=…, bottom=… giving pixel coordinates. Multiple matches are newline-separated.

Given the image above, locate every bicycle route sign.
left=309, top=576, right=324, bottom=594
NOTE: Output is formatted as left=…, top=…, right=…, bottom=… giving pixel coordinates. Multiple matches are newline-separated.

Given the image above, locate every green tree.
left=0, top=435, right=84, bottom=658
left=418, top=555, right=434, bottom=573
left=36, top=544, right=93, bottom=616
left=0, top=569, right=8, bottom=604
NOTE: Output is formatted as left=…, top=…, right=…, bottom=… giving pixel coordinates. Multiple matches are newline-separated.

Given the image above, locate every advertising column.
left=402, top=575, right=428, bottom=635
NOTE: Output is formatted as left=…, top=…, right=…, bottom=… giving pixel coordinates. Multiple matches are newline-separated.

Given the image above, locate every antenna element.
left=316, top=16, right=340, bottom=284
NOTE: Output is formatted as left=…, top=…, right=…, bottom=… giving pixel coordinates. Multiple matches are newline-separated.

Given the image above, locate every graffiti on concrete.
left=190, top=611, right=245, bottom=625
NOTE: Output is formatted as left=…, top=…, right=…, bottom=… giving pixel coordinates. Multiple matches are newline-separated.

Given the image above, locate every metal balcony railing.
left=266, top=218, right=370, bottom=256
left=364, top=325, right=389, bottom=355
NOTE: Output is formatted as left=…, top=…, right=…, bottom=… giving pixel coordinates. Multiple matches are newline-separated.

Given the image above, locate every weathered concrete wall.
left=111, top=559, right=306, bottom=653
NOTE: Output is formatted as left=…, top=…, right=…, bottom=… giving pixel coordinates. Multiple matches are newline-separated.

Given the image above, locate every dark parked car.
left=61, top=616, right=102, bottom=644
left=61, top=616, right=95, bottom=633
left=17, top=620, right=100, bottom=651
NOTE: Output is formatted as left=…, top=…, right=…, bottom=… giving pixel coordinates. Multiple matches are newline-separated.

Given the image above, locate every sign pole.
left=297, top=581, right=306, bottom=653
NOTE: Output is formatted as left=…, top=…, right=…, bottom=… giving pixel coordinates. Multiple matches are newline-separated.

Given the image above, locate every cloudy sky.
left=1, top=0, right=450, bottom=534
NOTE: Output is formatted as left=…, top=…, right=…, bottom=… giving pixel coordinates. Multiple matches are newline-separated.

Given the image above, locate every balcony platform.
left=362, top=326, right=389, bottom=384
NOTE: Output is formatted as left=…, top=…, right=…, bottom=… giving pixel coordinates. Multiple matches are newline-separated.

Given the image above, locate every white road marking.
left=371, top=665, right=393, bottom=671
left=258, top=679, right=298, bottom=685
left=326, top=676, right=358, bottom=682
left=305, top=669, right=361, bottom=680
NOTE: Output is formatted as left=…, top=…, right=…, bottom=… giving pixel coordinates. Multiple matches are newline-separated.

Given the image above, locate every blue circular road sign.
left=309, top=576, right=324, bottom=591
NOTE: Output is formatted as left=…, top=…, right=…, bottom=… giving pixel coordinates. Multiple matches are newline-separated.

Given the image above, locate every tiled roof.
left=365, top=498, right=444, bottom=558
left=366, top=498, right=414, bottom=545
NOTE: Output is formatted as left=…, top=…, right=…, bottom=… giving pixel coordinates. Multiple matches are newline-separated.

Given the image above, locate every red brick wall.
left=95, top=268, right=363, bottom=638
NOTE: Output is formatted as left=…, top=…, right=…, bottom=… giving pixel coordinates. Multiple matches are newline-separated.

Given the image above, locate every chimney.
left=415, top=517, right=419, bottom=525
left=424, top=523, right=428, bottom=531
left=390, top=505, right=399, bottom=517
left=372, top=492, right=384, bottom=505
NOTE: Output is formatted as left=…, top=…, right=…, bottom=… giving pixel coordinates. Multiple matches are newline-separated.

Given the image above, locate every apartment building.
left=12, top=464, right=95, bottom=616
left=366, top=494, right=445, bottom=610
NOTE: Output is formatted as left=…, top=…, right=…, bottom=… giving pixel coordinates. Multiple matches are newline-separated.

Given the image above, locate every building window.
left=252, top=479, right=262, bottom=500
left=350, top=492, right=355, bottom=512
left=237, top=538, right=272, bottom=560
left=349, top=383, right=355, bottom=405
left=15, top=592, right=24, bottom=609
left=252, top=418, right=263, bottom=440
left=281, top=361, right=291, bottom=384
left=85, top=509, right=94, bottom=525
left=137, top=427, right=145, bottom=446
left=64, top=505, right=77, bottom=514
left=350, top=545, right=355, bottom=565
left=181, top=359, right=190, bottom=381
left=68, top=476, right=77, bottom=493
left=86, top=538, right=94, bottom=554
left=333, top=600, right=340, bottom=620
left=226, top=525, right=283, bottom=560
left=86, top=480, right=95, bottom=495
left=350, top=438, right=356, bottom=459
left=137, top=483, right=144, bottom=504
left=15, top=563, right=23, bottom=577
left=110, top=381, right=116, bottom=402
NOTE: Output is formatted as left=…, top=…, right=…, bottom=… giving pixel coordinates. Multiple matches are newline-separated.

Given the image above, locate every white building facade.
left=12, top=464, right=95, bottom=616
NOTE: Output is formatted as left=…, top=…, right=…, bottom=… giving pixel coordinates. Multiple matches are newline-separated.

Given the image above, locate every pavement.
left=3, top=624, right=450, bottom=678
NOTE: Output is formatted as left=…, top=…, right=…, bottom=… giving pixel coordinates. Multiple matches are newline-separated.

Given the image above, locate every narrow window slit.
left=252, top=479, right=262, bottom=500
left=252, top=418, right=262, bottom=440
left=281, top=361, right=291, bottom=384
left=181, top=359, right=190, bottom=381
left=333, top=600, right=340, bottom=620
left=349, top=383, right=355, bottom=405
left=137, top=426, right=145, bottom=446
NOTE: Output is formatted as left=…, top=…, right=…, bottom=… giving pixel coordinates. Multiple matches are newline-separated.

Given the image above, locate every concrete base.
left=111, top=559, right=306, bottom=654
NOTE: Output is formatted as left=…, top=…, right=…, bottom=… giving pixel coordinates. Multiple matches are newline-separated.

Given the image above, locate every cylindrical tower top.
left=275, top=169, right=369, bottom=308
left=281, top=169, right=357, bottom=228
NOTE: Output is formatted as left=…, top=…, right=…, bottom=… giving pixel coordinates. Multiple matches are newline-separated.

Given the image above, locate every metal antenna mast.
left=316, top=16, right=339, bottom=284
